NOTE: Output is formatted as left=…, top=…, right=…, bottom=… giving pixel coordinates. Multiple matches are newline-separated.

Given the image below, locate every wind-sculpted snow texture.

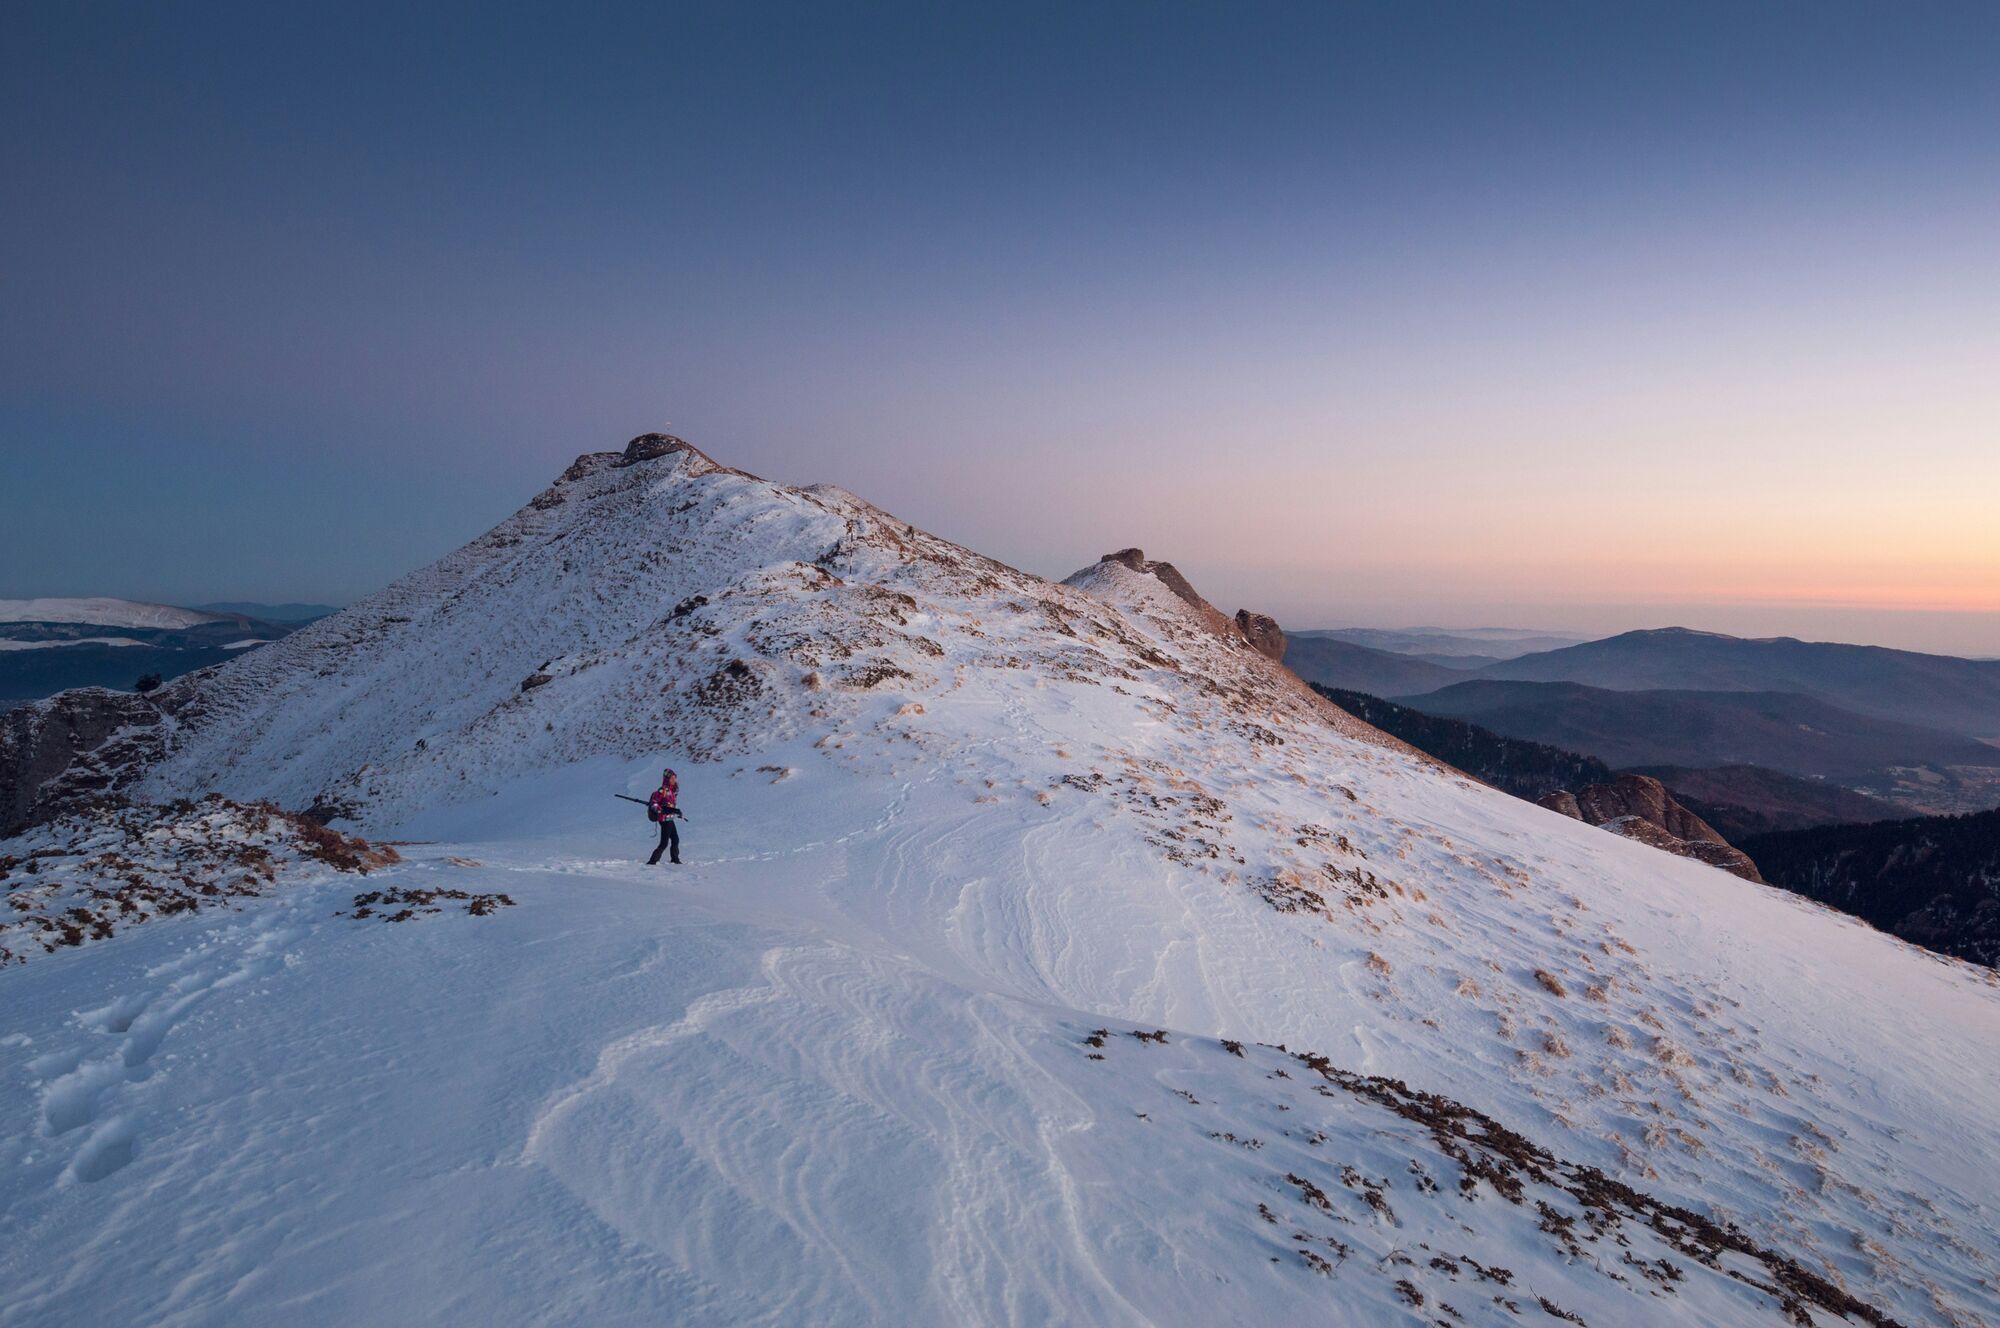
left=3, top=437, right=1997, bottom=1326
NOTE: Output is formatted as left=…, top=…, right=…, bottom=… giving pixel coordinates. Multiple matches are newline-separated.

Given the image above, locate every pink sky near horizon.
left=6, top=2, right=1997, bottom=659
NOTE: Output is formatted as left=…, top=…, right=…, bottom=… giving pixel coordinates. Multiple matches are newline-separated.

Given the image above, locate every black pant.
left=648, top=818, right=680, bottom=864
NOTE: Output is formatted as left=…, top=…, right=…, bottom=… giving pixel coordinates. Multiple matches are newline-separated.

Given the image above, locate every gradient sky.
left=4, top=2, right=1997, bottom=654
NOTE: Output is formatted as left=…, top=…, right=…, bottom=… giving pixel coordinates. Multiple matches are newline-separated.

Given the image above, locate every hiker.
left=647, top=769, right=684, bottom=865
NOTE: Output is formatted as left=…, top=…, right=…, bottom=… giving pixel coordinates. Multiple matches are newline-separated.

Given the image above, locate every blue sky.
left=4, top=2, right=1996, bottom=651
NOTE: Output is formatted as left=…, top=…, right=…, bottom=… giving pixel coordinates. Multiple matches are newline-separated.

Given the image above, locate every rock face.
left=1234, top=610, right=1285, bottom=662
left=619, top=432, right=696, bottom=464
left=0, top=689, right=171, bottom=836
left=1540, top=774, right=1764, bottom=882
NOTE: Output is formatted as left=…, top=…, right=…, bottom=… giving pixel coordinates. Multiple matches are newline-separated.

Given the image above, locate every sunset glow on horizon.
left=3, top=2, right=1996, bottom=654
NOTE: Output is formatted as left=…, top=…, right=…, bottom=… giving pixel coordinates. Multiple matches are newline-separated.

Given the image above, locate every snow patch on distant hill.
left=0, top=599, right=227, bottom=630
left=0, top=637, right=150, bottom=651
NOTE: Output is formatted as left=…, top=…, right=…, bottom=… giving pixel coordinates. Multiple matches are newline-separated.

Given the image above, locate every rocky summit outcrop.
left=1094, top=550, right=1287, bottom=665
left=619, top=432, right=698, bottom=465
left=1234, top=610, right=1285, bottom=662
left=1097, top=549, right=1240, bottom=638
left=556, top=434, right=743, bottom=489
left=1540, top=774, right=1764, bottom=882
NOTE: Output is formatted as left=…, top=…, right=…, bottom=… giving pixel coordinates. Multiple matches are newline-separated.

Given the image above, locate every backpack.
left=648, top=790, right=669, bottom=823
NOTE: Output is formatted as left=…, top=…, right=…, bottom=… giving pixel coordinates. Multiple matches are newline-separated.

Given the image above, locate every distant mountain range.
left=1291, top=626, right=1587, bottom=668
left=1311, top=683, right=2000, bottom=967
left=1279, top=622, right=2000, bottom=818
left=1478, top=627, right=2000, bottom=739
left=1398, top=680, right=1997, bottom=786
left=1318, top=686, right=1902, bottom=839
left=0, top=598, right=310, bottom=710
left=1279, top=636, right=1469, bottom=697
left=1624, top=765, right=1905, bottom=842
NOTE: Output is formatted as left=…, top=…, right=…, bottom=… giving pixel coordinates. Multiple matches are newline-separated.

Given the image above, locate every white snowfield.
left=3, top=441, right=1996, bottom=1327
left=0, top=597, right=227, bottom=630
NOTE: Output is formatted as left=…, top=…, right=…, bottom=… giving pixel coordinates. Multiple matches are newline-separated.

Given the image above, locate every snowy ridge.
left=2, top=436, right=1997, bottom=1326
left=121, top=438, right=1388, bottom=823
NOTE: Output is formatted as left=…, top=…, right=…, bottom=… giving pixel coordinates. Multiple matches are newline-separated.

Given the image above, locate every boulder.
left=621, top=432, right=694, bottom=464
left=1235, top=610, right=1285, bottom=662
left=1540, top=774, right=1764, bottom=882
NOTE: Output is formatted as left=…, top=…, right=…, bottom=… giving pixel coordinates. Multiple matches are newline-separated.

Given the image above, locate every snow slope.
left=0, top=598, right=227, bottom=630
left=3, top=437, right=1996, bottom=1326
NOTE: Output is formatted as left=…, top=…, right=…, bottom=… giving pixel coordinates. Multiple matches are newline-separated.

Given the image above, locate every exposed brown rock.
left=1235, top=610, right=1285, bottom=662
left=1539, top=774, right=1764, bottom=882
left=1539, top=789, right=1582, bottom=819
left=559, top=433, right=745, bottom=489
left=1562, top=774, right=1731, bottom=846
left=621, top=432, right=696, bottom=464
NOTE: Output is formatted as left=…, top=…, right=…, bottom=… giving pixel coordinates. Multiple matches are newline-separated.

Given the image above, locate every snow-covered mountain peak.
left=4, top=434, right=1997, bottom=1326
left=52, top=439, right=1388, bottom=829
